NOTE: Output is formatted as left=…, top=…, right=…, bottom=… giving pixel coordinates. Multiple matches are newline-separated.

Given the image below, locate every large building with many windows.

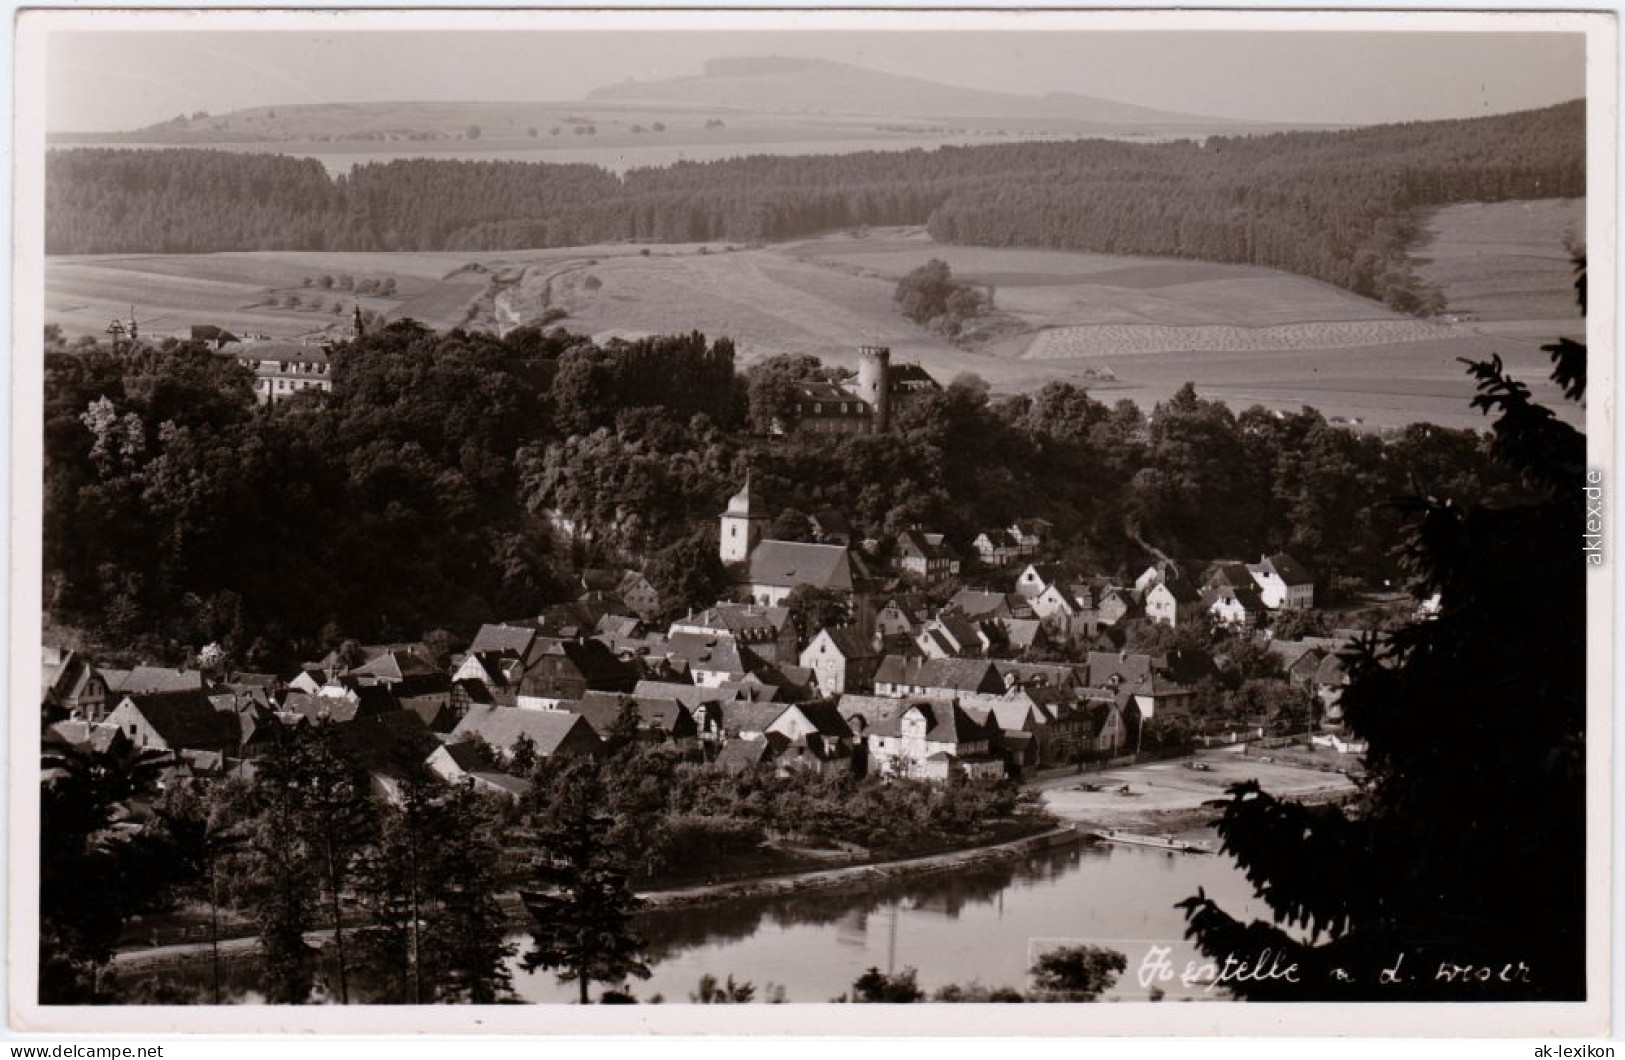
left=221, top=341, right=333, bottom=405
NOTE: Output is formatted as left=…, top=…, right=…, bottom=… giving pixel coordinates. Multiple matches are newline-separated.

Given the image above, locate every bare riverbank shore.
left=1035, top=745, right=1359, bottom=833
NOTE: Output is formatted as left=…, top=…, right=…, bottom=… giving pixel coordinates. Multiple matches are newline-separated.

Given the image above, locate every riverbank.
left=642, top=823, right=1082, bottom=911
left=113, top=821, right=1080, bottom=972
left=1035, top=745, right=1359, bottom=833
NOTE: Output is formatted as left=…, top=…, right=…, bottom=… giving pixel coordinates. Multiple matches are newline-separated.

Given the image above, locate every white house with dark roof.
left=1206, top=584, right=1270, bottom=629
left=1145, top=576, right=1205, bottom=627
left=105, top=691, right=241, bottom=758
left=801, top=626, right=882, bottom=696
left=221, top=340, right=333, bottom=405
left=866, top=701, right=1002, bottom=780
left=1247, top=554, right=1316, bottom=610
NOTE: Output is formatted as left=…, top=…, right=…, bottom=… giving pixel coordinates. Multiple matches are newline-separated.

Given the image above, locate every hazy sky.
left=47, top=28, right=1587, bottom=132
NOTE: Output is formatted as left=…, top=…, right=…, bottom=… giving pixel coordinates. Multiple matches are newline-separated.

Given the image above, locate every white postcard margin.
left=6, top=5, right=1616, bottom=1038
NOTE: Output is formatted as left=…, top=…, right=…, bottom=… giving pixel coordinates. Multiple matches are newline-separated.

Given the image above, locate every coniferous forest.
left=47, top=100, right=1583, bottom=313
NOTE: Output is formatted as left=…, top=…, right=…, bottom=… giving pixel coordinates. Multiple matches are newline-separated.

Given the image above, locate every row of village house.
left=41, top=557, right=1355, bottom=802
left=41, top=476, right=1347, bottom=798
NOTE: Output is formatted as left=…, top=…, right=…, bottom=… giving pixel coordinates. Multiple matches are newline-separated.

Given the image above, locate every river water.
left=151, top=831, right=1269, bottom=1004
left=514, top=833, right=1267, bottom=1003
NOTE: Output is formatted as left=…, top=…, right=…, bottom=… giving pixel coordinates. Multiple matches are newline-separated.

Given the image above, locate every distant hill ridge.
left=587, top=54, right=1245, bottom=127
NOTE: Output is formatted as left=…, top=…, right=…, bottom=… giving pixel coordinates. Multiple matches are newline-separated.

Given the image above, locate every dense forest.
left=44, top=319, right=1528, bottom=672
left=47, top=100, right=1583, bottom=312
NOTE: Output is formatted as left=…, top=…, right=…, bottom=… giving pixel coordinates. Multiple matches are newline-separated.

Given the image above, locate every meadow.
left=45, top=212, right=1584, bottom=429
left=1412, top=198, right=1585, bottom=323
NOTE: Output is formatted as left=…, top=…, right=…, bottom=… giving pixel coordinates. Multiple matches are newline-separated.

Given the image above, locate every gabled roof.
left=713, top=738, right=777, bottom=772
left=438, top=739, right=499, bottom=773
left=720, top=700, right=791, bottom=735
left=351, top=650, right=441, bottom=682
left=837, top=693, right=934, bottom=730
left=110, top=666, right=210, bottom=696
left=887, top=362, right=940, bottom=388
left=333, top=710, right=437, bottom=776
left=659, top=632, right=767, bottom=677
left=873, top=655, right=1004, bottom=694
left=1019, top=562, right=1067, bottom=585
left=871, top=701, right=993, bottom=745
left=576, top=692, right=695, bottom=736
left=117, top=691, right=239, bottom=750
left=1207, top=562, right=1257, bottom=591
left=930, top=610, right=984, bottom=651
left=397, top=693, right=459, bottom=733
left=447, top=705, right=601, bottom=756
left=1252, top=553, right=1315, bottom=586
left=672, top=603, right=792, bottom=638
left=467, top=771, right=533, bottom=798
left=281, top=691, right=342, bottom=723
left=809, top=625, right=878, bottom=660
left=1001, top=617, right=1040, bottom=650
left=1268, top=639, right=1332, bottom=673
left=633, top=680, right=725, bottom=709
left=532, top=638, right=637, bottom=686
left=1150, top=576, right=1203, bottom=604
left=993, top=661, right=1083, bottom=689
left=469, top=623, right=539, bottom=659
left=1210, top=584, right=1269, bottom=613
left=781, top=701, right=854, bottom=739
left=1087, top=651, right=1156, bottom=687
left=746, top=540, right=867, bottom=592
left=894, top=528, right=954, bottom=561
left=45, top=719, right=125, bottom=755
left=974, top=529, right=1017, bottom=548
left=948, top=589, right=1013, bottom=619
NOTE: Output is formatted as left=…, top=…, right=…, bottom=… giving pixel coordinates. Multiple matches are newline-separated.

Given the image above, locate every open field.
left=46, top=220, right=1583, bottom=429
left=1413, top=198, right=1585, bottom=323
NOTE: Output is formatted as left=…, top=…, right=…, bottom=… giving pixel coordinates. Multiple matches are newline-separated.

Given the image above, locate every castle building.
left=785, top=346, right=941, bottom=436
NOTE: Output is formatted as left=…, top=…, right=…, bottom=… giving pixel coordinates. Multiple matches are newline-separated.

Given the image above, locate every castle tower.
left=719, top=474, right=768, bottom=565
left=856, top=345, right=891, bottom=433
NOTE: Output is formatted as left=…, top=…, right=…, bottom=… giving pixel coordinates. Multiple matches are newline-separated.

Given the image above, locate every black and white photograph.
left=8, top=7, right=1614, bottom=1037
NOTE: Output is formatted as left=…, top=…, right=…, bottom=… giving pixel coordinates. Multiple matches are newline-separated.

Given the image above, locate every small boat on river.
left=1088, top=828, right=1213, bottom=855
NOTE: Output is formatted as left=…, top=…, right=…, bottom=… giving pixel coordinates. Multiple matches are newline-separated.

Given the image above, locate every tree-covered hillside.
left=45, top=319, right=1527, bottom=672
left=47, top=100, right=1583, bottom=313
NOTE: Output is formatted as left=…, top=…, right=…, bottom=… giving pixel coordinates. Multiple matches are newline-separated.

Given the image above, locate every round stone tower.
left=856, top=345, right=891, bottom=433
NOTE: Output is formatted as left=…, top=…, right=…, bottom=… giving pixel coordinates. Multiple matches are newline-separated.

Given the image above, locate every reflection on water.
left=518, top=837, right=1267, bottom=1003
left=136, top=835, right=1266, bottom=1004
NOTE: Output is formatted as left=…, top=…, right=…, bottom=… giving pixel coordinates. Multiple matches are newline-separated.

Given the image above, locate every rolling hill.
left=586, top=55, right=1256, bottom=128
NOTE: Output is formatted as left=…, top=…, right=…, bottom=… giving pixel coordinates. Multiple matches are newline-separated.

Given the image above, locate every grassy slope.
left=45, top=219, right=1581, bottom=429
left=1411, top=198, right=1585, bottom=323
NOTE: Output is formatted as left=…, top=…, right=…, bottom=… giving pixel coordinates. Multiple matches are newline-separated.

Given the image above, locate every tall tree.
left=521, top=761, right=651, bottom=1004
left=354, top=773, right=515, bottom=1003
left=38, top=738, right=172, bottom=1002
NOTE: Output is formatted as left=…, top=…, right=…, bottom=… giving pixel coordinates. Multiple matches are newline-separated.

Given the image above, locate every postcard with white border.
left=8, top=6, right=1615, bottom=1038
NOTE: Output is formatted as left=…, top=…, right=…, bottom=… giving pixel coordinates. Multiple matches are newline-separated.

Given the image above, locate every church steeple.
left=720, top=473, right=767, bottom=564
